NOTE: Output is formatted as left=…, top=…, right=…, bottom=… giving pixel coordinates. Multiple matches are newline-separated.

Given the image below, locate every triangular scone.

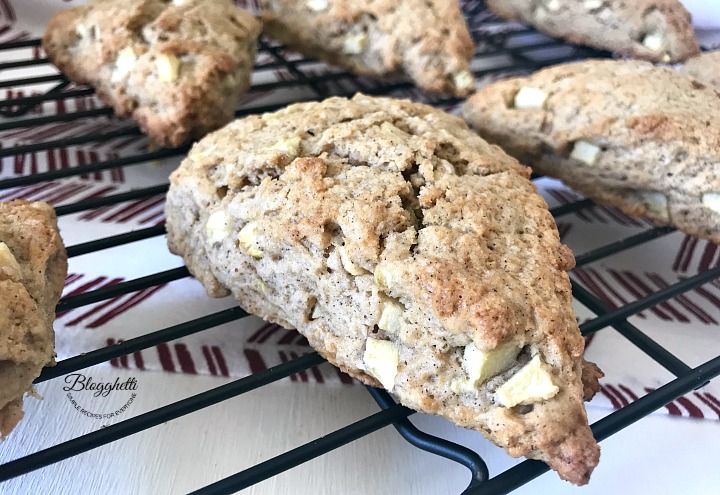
left=680, top=50, right=720, bottom=91
left=43, top=0, right=261, bottom=148
left=487, top=0, right=699, bottom=63
left=463, top=59, right=720, bottom=243
left=1, top=201, right=67, bottom=439
left=259, top=0, right=475, bottom=96
left=166, top=94, right=601, bottom=484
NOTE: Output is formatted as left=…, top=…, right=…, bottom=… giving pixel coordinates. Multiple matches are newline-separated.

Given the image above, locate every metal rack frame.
left=1, top=2, right=719, bottom=493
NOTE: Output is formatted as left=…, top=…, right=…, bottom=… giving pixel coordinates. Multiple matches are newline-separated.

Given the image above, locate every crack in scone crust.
left=463, top=59, right=720, bottom=243
left=166, top=94, right=601, bottom=485
left=42, top=0, right=262, bottom=148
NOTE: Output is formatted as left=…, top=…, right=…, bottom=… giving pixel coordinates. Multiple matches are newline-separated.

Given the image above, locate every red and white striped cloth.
left=2, top=0, right=719, bottom=421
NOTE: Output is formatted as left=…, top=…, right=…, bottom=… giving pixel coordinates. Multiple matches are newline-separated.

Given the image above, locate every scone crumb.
left=702, top=193, right=720, bottom=214
left=496, top=354, right=559, bottom=408
left=569, top=140, right=601, bottom=166
left=0, top=242, right=22, bottom=282
left=237, top=221, right=263, bottom=258
left=513, top=86, right=548, bottom=110
left=157, top=54, right=181, bottom=83
left=363, top=338, right=400, bottom=390
left=343, top=33, right=367, bottom=55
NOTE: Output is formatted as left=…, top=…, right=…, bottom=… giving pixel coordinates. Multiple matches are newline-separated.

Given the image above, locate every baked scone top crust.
left=42, top=0, right=262, bottom=148
left=260, top=0, right=475, bottom=96
left=487, top=0, right=700, bottom=63
left=166, top=94, right=600, bottom=484
left=0, top=200, right=67, bottom=438
left=463, top=59, right=720, bottom=242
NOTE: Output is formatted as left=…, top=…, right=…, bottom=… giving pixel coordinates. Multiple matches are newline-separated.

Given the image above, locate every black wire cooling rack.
left=1, top=2, right=720, bottom=494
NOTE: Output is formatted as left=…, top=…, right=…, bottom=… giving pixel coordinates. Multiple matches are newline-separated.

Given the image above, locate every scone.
left=259, top=0, right=475, bottom=96
left=680, top=50, right=720, bottom=91
left=1, top=201, right=67, bottom=439
left=463, top=59, right=720, bottom=243
left=165, top=94, right=602, bottom=485
left=42, top=0, right=262, bottom=148
left=487, top=0, right=700, bottom=63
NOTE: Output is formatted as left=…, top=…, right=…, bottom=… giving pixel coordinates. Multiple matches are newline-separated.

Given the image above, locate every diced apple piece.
left=363, top=338, right=400, bottom=390
left=157, top=54, right=180, bottom=82
left=307, top=0, right=329, bottom=11
left=0, top=242, right=22, bottom=282
left=584, top=0, right=603, bottom=10
left=338, top=245, right=368, bottom=275
left=237, top=221, right=263, bottom=258
left=272, top=136, right=302, bottom=156
left=637, top=192, right=669, bottom=222
left=496, top=354, right=559, bottom=408
left=642, top=32, right=665, bottom=52
left=545, top=0, right=561, bottom=12
left=112, top=47, right=137, bottom=82
left=205, top=211, right=231, bottom=243
left=343, top=33, right=367, bottom=55
left=702, top=193, right=720, bottom=214
left=453, top=70, right=475, bottom=91
left=378, top=298, right=405, bottom=334
left=462, top=342, right=520, bottom=387
left=513, top=87, right=548, bottom=110
left=569, top=140, right=601, bottom=166
left=374, top=264, right=397, bottom=289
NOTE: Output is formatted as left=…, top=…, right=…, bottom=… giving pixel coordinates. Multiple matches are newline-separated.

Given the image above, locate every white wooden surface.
left=1, top=365, right=718, bottom=495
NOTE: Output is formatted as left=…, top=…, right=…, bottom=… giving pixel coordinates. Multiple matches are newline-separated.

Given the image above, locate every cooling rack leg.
left=365, top=387, right=489, bottom=492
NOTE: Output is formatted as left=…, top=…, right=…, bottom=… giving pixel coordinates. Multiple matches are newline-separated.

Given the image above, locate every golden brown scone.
left=680, top=50, right=720, bottom=91
left=259, top=0, right=475, bottom=96
left=487, top=0, right=700, bottom=63
left=0, top=200, right=67, bottom=439
left=463, top=59, right=720, bottom=243
left=165, top=94, right=601, bottom=485
left=42, top=0, right=262, bottom=148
